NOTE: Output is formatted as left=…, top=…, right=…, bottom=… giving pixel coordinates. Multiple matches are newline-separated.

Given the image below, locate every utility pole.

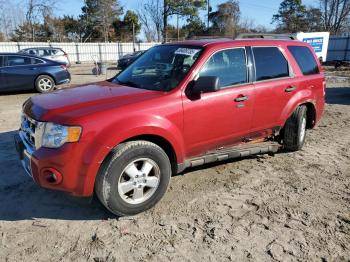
left=207, top=0, right=210, bottom=30
left=163, top=0, right=167, bottom=43
left=177, top=14, right=179, bottom=41
left=132, top=22, right=136, bottom=52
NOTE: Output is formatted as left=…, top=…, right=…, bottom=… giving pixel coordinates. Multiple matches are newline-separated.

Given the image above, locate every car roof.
left=0, top=52, right=40, bottom=56
left=0, top=52, right=59, bottom=63
left=165, top=38, right=310, bottom=48
left=21, top=47, right=61, bottom=50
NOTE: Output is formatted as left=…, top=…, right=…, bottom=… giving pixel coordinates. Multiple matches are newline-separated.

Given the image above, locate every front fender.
left=77, top=114, right=185, bottom=196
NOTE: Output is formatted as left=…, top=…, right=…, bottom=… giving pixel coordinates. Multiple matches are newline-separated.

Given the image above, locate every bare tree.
left=320, top=0, right=350, bottom=34
left=138, top=0, right=163, bottom=42
left=96, top=0, right=123, bottom=42
left=0, top=1, right=25, bottom=40
left=24, top=0, right=57, bottom=41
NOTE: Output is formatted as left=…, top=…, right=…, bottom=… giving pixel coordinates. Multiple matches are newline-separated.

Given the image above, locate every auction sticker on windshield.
left=174, top=48, right=201, bottom=57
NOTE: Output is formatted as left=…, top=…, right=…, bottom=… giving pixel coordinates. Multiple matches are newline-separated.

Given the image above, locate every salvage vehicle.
left=14, top=37, right=325, bottom=216
left=0, top=53, right=70, bottom=93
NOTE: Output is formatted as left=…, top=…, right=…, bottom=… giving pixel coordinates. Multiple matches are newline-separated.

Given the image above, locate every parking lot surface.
left=0, top=66, right=349, bottom=261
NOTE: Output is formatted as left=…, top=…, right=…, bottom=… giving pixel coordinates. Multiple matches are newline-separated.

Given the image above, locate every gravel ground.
left=0, top=66, right=349, bottom=262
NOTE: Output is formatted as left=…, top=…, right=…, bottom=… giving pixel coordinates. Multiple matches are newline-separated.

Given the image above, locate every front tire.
left=95, top=141, right=171, bottom=216
left=283, top=105, right=307, bottom=151
left=35, top=75, right=55, bottom=93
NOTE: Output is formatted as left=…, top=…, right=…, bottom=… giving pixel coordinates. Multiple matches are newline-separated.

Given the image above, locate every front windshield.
left=113, top=45, right=203, bottom=91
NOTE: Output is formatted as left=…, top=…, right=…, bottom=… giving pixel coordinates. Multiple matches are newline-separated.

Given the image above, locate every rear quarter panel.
left=282, top=42, right=325, bottom=125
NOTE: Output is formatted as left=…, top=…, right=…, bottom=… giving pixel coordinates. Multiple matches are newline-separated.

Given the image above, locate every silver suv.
left=19, top=47, right=70, bottom=67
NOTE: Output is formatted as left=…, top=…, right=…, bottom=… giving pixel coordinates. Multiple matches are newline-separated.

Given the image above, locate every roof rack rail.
left=236, top=33, right=297, bottom=40
left=188, top=35, right=232, bottom=40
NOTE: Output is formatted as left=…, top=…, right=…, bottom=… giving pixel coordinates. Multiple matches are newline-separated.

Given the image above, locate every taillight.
left=322, top=81, right=326, bottom=96
left=60, top=65, right=67, bottom=70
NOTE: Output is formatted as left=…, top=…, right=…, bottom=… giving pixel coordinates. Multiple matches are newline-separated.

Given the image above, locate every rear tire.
left=95, top=141, right=171, bottom=216
left=35, top=75, right=55, bottom=93
left=283, top=105, right=307, bottom=151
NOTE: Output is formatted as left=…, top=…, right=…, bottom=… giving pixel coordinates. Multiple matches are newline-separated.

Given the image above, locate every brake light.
left=322, top=81, right=326, bottom=96
left=60, top=65, right=67, bottom=70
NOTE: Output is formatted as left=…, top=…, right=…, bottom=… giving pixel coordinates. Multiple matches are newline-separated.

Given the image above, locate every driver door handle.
left=234, top=95, right=249, bottom=102
left=285, top=86, right=297, bottom=92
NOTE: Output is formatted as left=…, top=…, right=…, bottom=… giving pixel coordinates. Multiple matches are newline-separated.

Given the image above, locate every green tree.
left=305, top=7, right=323, bottom=32
left=163, top=0, right=206, bottom=42
left=80, top=0, right=123, bottom=42
left=60, top=15, right=82, bottom=41
left=209, top=0, right=240, bottom=37
left=113, top=10, right=141, bottom=42
left=12, top=21, right=41, bottom=41
left=272, top=0, right=307, bottom=33
left=182, top=16, right=206, bottom=39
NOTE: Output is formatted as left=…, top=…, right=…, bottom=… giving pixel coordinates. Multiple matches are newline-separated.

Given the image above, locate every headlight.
left=41, top=122, right=82, bottom=148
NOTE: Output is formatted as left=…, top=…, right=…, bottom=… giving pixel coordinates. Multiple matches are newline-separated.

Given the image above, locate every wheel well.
left=302, top=102, right=316, bottom=129
left=123, top=135, right=178, bottom=174
left=34, top=74, right=57, bottom=86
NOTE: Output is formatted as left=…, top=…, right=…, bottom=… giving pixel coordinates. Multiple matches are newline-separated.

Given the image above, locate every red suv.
left=15, top=38, right=325, bottom=216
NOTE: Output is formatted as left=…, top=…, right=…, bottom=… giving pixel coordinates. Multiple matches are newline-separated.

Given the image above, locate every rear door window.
left=32, top=58, right=45, bottom=64
left=253, top=47, right=290, bottom=81
left=6, top=56, right=32, bottom=66
left=288, top=46, right=319, bottom=75
left=199, top=48, right=248, bottom=88
left=27, top=49, right=37, bottom=55
left=38, top=49, right=51, bottom=56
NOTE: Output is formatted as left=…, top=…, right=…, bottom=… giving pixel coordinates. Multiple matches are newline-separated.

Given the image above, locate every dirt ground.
left=0, top=65, right=349, bottom=262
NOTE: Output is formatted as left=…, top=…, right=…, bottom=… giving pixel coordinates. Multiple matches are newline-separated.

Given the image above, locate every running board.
left=182, top=142, right=281, bottom=170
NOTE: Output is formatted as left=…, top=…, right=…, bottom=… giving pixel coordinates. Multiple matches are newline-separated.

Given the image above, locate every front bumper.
left=14, top=130, right=96, bottom=196
left=14, top=133, right=33, bottom=177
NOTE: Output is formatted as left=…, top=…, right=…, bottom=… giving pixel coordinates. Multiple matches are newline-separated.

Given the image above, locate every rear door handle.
left=234, top=95, right=249, bottom=102
left=285, top=86, right=297, bottom=92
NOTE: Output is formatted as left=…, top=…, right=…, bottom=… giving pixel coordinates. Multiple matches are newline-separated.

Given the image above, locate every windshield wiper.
left=115, top=78, right=140, bottom=88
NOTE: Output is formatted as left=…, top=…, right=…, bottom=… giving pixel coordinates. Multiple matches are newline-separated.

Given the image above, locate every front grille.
left=20, top=114, right=37, bottom=149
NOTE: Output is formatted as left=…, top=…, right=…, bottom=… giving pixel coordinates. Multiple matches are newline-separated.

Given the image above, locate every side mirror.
left=191, top=76, right=219, bottom=96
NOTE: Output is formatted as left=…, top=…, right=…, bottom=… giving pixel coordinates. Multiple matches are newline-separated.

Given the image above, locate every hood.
left=23, top=81, right=164, bottom=121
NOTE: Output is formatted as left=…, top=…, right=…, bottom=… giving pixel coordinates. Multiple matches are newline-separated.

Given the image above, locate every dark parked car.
left=0, top=53, right=70, bottom=93
left=117, top=50, right=146, bottom=70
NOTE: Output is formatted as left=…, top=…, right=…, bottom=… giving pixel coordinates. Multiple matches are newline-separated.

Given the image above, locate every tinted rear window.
left=288, top=46, right=319, bottom=75
left=253, top=47, right=289, bottom=81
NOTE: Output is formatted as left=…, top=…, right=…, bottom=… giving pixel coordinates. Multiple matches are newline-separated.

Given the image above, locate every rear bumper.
left=55, top=71, right=71, bottom=86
